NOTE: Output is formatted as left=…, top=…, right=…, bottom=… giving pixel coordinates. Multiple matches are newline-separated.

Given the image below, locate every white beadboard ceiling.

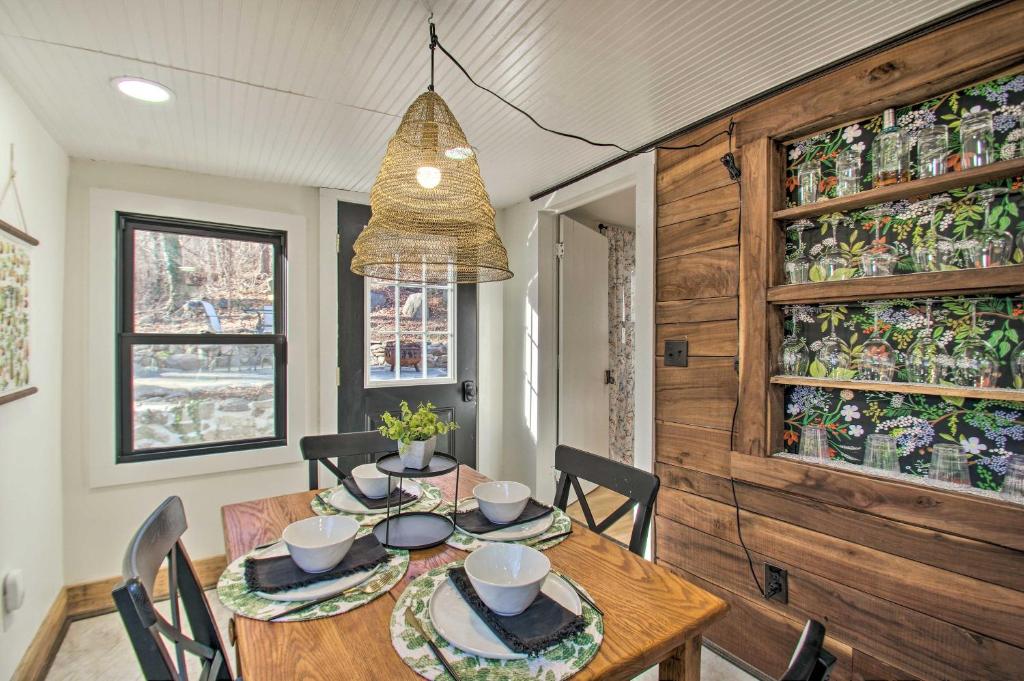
left=0, top=0, right=976, bottom=207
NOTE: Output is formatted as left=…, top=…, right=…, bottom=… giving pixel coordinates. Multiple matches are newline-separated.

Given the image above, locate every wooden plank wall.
left=653, top=4, right=1024, bottom=680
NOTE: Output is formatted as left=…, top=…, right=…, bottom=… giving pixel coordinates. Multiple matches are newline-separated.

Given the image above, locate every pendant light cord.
left=429, top=22, right=729, bottom=154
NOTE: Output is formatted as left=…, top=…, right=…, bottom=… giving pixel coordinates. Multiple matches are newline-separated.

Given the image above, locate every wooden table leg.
left=659, top=635, right=701, bottom=681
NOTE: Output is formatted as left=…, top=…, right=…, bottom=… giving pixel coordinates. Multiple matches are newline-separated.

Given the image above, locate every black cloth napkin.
left=455, top=498, right=553, bottom=535
left=447, top=567, right=585, bottom=656
left=244, top=534, right=388, bottom=594
left=340, top=476, right=416, bottom=510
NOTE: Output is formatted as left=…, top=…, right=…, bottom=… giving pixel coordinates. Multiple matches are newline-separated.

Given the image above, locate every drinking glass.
left=816, top=217, right=853, bottom=280
left=798, top=159, right=821, bottom=205
left=858, top=207, right=898, bottom=277
left=906, top=300, right=950, bottom=384
left=1012, top=340, right=1024, bottom=388
left=963, top=188, right=1012, bottom=268
left=835, top=147, right=862, bottom=197
left=951, top=299, right=1000, bottom=388
left=916, top=124, right=948, bottom=178
left=780, top=306, right=810, bottom=376
left=863, top=434, right=900, bottom=473
left=1000, top=455, right=1024, bottom=501
left=929, top=443, right=971, bottom=485
left=960, top=110, right=994, bottom=169
left=856, top=303, right=897, bottom=381
left=816, top=308, right=850, bottom=378
left=784, top=220, right=813, bottom=284
left=910, top=197, right=956, bottom=272
left=799, top=425, right=829, bottom=461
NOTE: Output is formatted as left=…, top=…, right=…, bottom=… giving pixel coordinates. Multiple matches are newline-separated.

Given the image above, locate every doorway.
left=335, top=201, right=478, bottom=466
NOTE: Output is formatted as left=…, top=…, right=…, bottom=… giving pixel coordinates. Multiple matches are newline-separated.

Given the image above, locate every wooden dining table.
left=221, top=465, right=728, bottom=680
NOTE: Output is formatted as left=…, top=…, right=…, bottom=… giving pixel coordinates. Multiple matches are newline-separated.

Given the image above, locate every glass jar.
left=960, top=110, right=994, bottom=169
left=916, top=125, right=948, bottom=178
left=798, top=160, right=821, bottom=205
left=835, top=148, right=862, bottom=197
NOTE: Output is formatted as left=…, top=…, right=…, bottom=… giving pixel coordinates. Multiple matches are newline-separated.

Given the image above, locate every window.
left=365, top=278, right=455, bottom=386
left=116, top=213, right=287, bottom=462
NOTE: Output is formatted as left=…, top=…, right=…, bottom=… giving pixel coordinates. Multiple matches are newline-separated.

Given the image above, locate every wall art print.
left=782, top=300, right=1022, bottom=492
left=784, top=71, right=1024, bottom=207
left=0, top=233, right=30, bottom=397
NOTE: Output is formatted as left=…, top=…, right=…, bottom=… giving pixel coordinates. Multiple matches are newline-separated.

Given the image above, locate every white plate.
left=428, top=572, right=582, bottom=660
left=458, top=500, right=554, bottom=541
left=328, top=480, right=422, bottom=514
left=254, top=544, right=382, bottom=602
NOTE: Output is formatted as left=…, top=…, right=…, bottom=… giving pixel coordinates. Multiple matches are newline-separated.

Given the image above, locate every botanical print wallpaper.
left=784, top=71, right=1024, bottom=206
left=606, top=224, right=635, bottom=466
left=781, top=300, right=1021, bottom=491
left=0, top=235, right=30, bottom=396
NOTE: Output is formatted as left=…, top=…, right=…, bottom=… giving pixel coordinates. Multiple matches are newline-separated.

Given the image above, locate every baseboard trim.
left=10, top=587, right=70, bottom=681
left=66, top=554, right=227, bottom=619
left=12, top=554, right=227, bottom=680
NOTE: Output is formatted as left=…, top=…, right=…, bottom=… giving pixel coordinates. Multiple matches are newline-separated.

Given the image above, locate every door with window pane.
left=337, top=201, right=477, bottom=466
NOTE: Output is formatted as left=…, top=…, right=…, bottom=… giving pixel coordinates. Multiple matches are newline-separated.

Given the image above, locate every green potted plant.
left=378, top=401, right=458, bottom=469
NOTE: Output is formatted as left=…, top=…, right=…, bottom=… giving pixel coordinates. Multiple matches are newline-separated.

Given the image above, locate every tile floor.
left=46, top=591, right=758, bottom=681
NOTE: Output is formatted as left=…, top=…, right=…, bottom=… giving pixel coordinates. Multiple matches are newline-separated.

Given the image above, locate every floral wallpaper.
left=606, top=224, right=635, bottom=466
left=785, top=177, right=1024, bottom=281
left=784, top=72, right=1024, bottom=206
left=0, top=235, right=30, bottom=396
left=782, top=300, right=1022, bottom=491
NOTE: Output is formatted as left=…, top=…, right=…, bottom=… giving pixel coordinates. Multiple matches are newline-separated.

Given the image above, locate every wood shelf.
left=770, top=375, right=1024, bottom=402
left=773, top=157, right=1024, bottom=221
left=767, top=264, right=1024, bottom=304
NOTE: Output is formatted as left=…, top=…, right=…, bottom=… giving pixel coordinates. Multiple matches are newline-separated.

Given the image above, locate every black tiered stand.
left=371, top=453, right=460, bottom=550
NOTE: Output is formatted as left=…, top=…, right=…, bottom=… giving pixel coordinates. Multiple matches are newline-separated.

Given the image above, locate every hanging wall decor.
left=0, top=144, right=38, bottom=406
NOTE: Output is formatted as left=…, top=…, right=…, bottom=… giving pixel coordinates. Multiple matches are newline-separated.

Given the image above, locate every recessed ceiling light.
left=111, top=77, right=173, bottom=103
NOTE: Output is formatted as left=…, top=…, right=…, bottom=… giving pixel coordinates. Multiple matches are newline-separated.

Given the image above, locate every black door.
left=337, top=201, right=477, bottom=466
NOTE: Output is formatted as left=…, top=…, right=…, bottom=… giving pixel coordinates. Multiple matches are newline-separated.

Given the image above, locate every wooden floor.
left=566, top=487, right=635, bottom=546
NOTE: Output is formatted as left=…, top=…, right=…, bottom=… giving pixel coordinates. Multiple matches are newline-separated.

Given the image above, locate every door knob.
left=462, top=380, right=476, bottom=402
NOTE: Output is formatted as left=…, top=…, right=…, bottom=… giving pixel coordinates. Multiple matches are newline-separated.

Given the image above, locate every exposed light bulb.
left=416, top=166, right=442, bottom=189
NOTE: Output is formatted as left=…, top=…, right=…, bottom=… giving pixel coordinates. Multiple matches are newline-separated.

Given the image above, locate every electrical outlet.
left=664, top=340, right=688, bottom=367
left=764, top=563, right=788, bottom=603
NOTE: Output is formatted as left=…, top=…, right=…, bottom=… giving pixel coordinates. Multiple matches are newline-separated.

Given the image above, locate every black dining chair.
left=781, top=620, right=836, bottom=681
left=299, top=430, right=395, bottom=490
left=552, top=444, right=660, bottom=556
left=112, top=496, right=233, bottom=681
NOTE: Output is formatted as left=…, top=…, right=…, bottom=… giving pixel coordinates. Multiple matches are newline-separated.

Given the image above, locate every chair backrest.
left=112, top=496, right=232, bottom=681
left=299, top=430, right=395, bottom=490
left=780, top=620, right=836, bottom=681
left=552, top=444, right=660, bottom=556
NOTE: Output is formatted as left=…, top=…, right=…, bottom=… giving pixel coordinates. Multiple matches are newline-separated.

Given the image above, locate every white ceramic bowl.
left=282, top=515, right=359, bottom=573
left=473, top=481, right=531, bottom=524
left=463, top=543, right=550, bottom=616
left=351, top=463, right=397, bottom=499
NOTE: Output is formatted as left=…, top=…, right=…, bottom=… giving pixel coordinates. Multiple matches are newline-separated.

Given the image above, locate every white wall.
left=0, top=72, right=69, bottom=679
left=61, top=160, right=320, bottom=583
left=494, top=155, right=656, bottom=501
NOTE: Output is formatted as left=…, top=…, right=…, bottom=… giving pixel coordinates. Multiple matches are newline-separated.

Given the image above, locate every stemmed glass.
left=816, top=307, right=850, bottom=378
left=856, top=302, right=897, bottom=381
left=784, top=220, right=813, bottom=284
left=951, top=299, right=1000, bottom=388
left=906, top=299, right=950, bottom=384
left=963, top=188, right=1013, bottom=268
left=911, top=196, right=956, bottom=272
left=816, top=217, right=853, bottom=280
left=779, top=306, right=810, bottom=376
left=858, top=207, right=899, bottom=277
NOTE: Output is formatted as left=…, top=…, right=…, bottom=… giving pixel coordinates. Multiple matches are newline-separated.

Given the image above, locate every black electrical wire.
left=430, top=25, right=731, bottom=155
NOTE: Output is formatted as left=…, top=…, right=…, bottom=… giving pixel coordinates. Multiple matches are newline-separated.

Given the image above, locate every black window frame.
left=116, top=212, right=288, bottom=463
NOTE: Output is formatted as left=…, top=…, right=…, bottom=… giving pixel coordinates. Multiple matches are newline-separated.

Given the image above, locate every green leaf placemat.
left=391, top=560, right=603, bottom=680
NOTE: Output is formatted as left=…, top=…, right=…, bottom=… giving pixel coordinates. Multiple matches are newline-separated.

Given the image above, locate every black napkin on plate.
left=340, top=476, right=417, bottom=510
left=455, top=498, right=553, bottom=535
left=447, top=567, right=585, bottom=656
left=244, top=534, right=388, bottom=594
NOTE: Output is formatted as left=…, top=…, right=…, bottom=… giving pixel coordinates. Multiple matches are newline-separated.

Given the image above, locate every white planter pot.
left=398, top=435, right=436, bottom=470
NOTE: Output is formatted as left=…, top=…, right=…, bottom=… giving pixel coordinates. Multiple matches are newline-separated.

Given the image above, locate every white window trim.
left=363, top=278, right=457, bottom=388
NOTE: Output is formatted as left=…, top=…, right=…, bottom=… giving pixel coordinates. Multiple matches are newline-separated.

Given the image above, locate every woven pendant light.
left=351, top=90, right=512, bottom=284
